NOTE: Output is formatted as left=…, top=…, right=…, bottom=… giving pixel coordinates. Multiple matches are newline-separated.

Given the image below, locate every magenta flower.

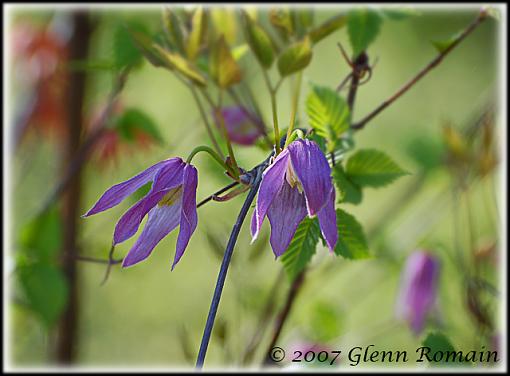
left=395, top=251, right=440, bottom=335
left=251, top=139, right=337, bottom=257
left=83, top=158, right=198, bottom=269
left=216, top=106, right=265, bottom=145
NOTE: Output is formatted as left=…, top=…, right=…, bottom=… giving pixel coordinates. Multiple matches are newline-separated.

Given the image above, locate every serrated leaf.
left=334, top=209, right=369, bottom=259
left=210, top=36, right=242, bottom=88
left=186, top=7, right=207, bottom=61
left=243, top=14, right=274, bottom=69
left=306, top=85, right=350, bottom=151
left=347, top=8, right=383, bottom=57
left=277, top=36, right=313, bottom=77
left=308, top=14, right=347, bottom=44
left=18, top=262, right=69, bottom=327
left=153, top=44, right=207, bottom=86
left=345, top=149, right=409, bottom=188
left=332, top=165, right=363, bottom=205
left=280, top=217, right=320, bottom=281
left=19, top=206, right=62, bottom=262
left=114, top=108, right=163, bottom=143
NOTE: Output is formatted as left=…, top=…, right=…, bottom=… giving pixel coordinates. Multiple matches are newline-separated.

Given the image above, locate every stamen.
left=158, top=186, right=183, bottom=207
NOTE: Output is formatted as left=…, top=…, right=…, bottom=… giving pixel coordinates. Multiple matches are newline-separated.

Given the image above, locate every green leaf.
left=129, top=30, right=168, bottom=68
left=306, top=85, right=350, bottom=151
left=277, top=36, right=313, bottom=77
left=291, top=9, right=314, bottom=38
left=421, top=332, right=468, bottom=366
left=280, top=217, right=320, bottom=281
left=347, top=8, right=383, bottom=57
left=381, top=8, right=420, bottom=20
left=113, top=22, right=147, bottom=69
left=345, top=149, right=409, bottom=188
left=243, top=14, right=275, bottom=69
left=210, top=35, right=242, bottom=88
left=332, top=165, right=363, bottom=205
left=334, top=209, right=370, bottom=259
left=431, top=31, right=461, bottom=54
left=308, top=14, right=347, bottom=44
left=18, top=262, right=69, bottom=327
left=114, top=108, right=163, bottom=143
left=153, top=44, right=207, bottom=86
left=186, top=7, right=207, bottom=61
left=19, top=206, right=62, bottom=262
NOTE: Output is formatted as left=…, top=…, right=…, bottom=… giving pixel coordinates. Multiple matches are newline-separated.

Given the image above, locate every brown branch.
left=351, top=9, right=488, bottom=130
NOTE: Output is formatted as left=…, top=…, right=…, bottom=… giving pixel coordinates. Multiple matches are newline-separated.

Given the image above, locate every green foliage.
left=332, top=165, right=363, bottom=205
left=421, top=332, right=468, bottom=366
left=269, top=8, right=293, bottom=38
left=19, top=206, right=62, bottom=262
left=345, top=149, right=409, bottom=188
left=308, top=14, right=348, bottom=44
left=209, top=36, right=242, bottom=88
left=113, top=22, right=146, bottom=69
left=306, top=85, right=350, bottom=152
left=280, top=217, right=320, bottom=281
left=381, top=8, right=420, bottom=20
left=308, top=301, right=343, bottom=342
left=277, top=36, right=313, bottom=77
left=162, top=8, right=186, bottom=54
left=291, top=9, right=314, bottom=38
left=347, top=8, right=383, bottom=57
left=243, top=14, right=275, bottom=69
left=431, top=32, right=461, bottom=54
left=17, top=262, right=68, bottom=328
left=114, top=108, right=163, bottom=143
left=334, top=209, right=370, bottom=259
left=405, top=135, right=444, bottom=172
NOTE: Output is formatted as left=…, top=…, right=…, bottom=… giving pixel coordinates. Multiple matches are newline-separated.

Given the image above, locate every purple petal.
left=83, top=158, right=182, bottom=217
left=172, top=165, right=198, bottom=269
left=267, top=182, right=307, bottom=257
left=112, top=161, right=185, bottom=244
left=251, top=149, right=290, bottom=241
left=121, top=200, right=182, bottom=268
left=317, top=190, right=338, bottom=251
left=288, top=139, right=333, bottom=216
left=395, top=251, right=440, bottom=335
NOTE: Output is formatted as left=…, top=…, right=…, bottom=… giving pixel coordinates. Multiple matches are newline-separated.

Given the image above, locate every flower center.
left=158, top=186, right=183, bottom=207
left=285, top=162, right=303, bottom=193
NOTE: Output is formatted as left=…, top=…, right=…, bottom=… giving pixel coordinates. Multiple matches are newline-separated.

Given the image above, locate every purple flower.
left=395, top=251, right=440, bottom=335
left=83, top=157, right=198, bottom=269
left=216, top=106, right=265, bottom=145
left=251, top=139, right=337, bottom=257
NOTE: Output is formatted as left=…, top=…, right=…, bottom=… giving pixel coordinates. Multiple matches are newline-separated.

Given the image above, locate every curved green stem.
left=216, top=90, right=240, bottom=179
left=262, top=70, right=282, bottom=154
left=186, top=145, right=235, bottom=177
left=284, top=72, right=303, bottom=149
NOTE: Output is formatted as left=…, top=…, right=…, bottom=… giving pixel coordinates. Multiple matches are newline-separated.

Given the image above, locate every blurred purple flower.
left=83, top=158, right=198, bottom=269
left=395, top=251, right=440, bottom=335
left=251, top=139, right=337, bottom=257
left=216, top=106, right=265, bottom=145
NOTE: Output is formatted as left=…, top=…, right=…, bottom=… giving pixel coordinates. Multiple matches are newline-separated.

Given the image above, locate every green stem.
left=262, top=70, right=282, bottom=154
left=216, top=90, right=240, bottom=179
left=189, top=85, right=224, bottom=159
left=186, top=145, right=235, bottom=177
left=284, top=72, right=303, bottom=149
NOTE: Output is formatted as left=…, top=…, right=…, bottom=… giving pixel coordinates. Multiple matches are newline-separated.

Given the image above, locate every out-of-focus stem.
left=262, top=70, right=281, bottom=154
left=284, top=72, right=303, bottom=149
left=215, top=90, right=240, bottom=179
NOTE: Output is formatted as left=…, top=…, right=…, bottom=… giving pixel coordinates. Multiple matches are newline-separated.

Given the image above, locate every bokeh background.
left=7, top=5, right=503, bottom=369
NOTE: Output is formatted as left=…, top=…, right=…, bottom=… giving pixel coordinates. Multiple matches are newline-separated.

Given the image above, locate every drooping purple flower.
left=251, top=139, right=338, bottom=257
left=395, top=251, right=440, bottom=335
left=83, top=157, right=198, bottom=269
left=216, top=106, right=265, bottom=146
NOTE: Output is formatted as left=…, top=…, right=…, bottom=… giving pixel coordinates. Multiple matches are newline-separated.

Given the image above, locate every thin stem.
left=197, top=182, right=240, bottom=208
left=261, top=70, right=281, bottom=154
left=215, top=90, right=240, bottom=178
left=263, top=270, right=306, bottom=365
left=186, top=145, right=234, bottom=177
left=189, top=85, right=224, bottom=158
left=284, top=72, right=303, bottom=149
left=351, top=10, right=488, bottom=130
left=196, top=167, right=264, bottom=369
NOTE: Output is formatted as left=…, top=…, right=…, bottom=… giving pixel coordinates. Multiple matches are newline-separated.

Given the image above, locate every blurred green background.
left=8, top=5, right=501, bottom=369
